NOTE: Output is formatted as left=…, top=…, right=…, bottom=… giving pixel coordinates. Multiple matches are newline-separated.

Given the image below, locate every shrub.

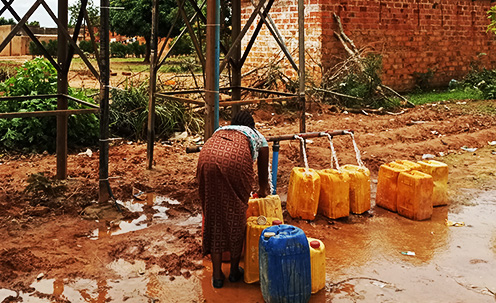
left=110, top=42, right=127, bottom=58
left=169, top=35, right=195, bottom=56
left=127, top=41, right=146, bottom=58
left=109, top=81, right=203, bottom=140
left=28, top=40, right=58, bottom=57
left=0, top=58, right=99, bottom=152
left=79, top=40, right=98, bottom=54
left=462, top=67, right=496, bottom=100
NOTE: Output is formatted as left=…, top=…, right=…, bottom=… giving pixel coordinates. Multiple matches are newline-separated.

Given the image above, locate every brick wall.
left=241, top=0, right=496, bottom=92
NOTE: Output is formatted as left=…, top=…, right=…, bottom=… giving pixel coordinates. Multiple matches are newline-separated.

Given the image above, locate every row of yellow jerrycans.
left=244, top=215, right=326, bottom=294
left=286, top=164, right=372, bottom=220
left=376, top=159, right=449, bottom=221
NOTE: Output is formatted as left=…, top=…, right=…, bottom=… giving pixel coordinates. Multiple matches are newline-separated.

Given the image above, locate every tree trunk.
left=143, top=36, right=151, bottom=63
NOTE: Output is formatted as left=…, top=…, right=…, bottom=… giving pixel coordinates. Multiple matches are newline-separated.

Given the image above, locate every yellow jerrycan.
left=340, top=165, right=371, bottom=214
left=287, top=167, right=321, bottom=220
left=395, top=159, right=422, bottom=171
left=376, top=162, right=410, bottom=212
left=246, top=195, right=284, bottom=222
left=417, top=160, right=449, bottom=206
left=397, top=170, right=434, bottom=220
left=317, top=169, right=350, bottom=219
left=244, top=216, right=280, bottom=283
left=307, top=237, right=326, bottom=294
left=339, top=131, right=371, bottom=214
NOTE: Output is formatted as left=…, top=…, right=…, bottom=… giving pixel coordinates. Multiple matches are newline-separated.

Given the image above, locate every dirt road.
left=1, top=100, right=496, bottom=302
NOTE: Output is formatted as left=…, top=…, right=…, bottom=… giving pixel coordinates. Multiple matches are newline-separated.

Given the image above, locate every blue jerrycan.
left=259, top=224, right=311, bottom=303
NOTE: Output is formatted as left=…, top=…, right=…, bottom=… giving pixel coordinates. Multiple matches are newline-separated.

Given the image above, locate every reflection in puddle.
left=89, top=196, right=181, bottom=239
left=156, top=196, right=181, bottom=205
left=178, top=214, right=202, bottom=226
left=90, top=214, right=148, bottom=240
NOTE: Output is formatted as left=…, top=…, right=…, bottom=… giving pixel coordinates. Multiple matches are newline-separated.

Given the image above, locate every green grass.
left=70, top=56, right=201, bottom=74
left=407, top=88, right=483, bottom=105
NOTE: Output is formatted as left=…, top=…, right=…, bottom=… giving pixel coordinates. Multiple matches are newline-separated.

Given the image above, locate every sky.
left=2, top=0, right=84, bottom=28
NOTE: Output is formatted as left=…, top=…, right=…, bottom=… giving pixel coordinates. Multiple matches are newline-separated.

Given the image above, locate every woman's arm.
left=257, top=146, right=270, bottom=197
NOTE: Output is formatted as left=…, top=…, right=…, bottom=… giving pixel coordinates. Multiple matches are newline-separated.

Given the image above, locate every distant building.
left=0, top=25, right=72, bottom=56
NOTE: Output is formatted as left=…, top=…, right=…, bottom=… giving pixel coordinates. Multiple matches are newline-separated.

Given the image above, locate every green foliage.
left=110, top=42, right=128, bottom=58
left=334, top=53, right=389, bottom=107
left=488, top=5, right=496, bottom=34
left=28, top=40, right=58, bottom=57
left=109, top=81, right=203, bottom=140
left=78, top=40, right=98, bottom=54
left=109, top=0, right=183, bottom=40
left=169, top=35, right=195, bottom=56
left=27, top=21, right=40, bottom=27
left=461, top=58, right=496, bottom=100
left=407, top=89, right=483, bottom=105
left=412, top=68, right=435, bottom=92
left=127, top=41, right=146, bottom=58
left=0, top=17, right=15, bottom=25
left=69, top=0, right=100, bottom=27
left=0, top=58, right=99, bottom=152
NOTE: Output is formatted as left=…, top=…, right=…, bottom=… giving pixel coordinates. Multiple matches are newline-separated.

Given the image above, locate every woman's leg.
left=211, top=252, right=223, bottom=280
left=230, top=255, right=241, bottom=276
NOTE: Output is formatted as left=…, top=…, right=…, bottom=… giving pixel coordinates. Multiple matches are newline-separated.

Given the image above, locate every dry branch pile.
left=313, top=13, right=413, bottom=114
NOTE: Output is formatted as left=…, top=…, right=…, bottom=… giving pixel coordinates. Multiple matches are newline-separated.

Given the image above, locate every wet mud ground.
left=1, top=101, right=496, bottom=302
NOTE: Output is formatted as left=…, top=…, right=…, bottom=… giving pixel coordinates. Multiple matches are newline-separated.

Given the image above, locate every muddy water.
left=1, top=191, right=495, bottom=302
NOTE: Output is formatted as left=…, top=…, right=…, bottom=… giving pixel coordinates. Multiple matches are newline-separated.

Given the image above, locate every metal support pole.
left=98, top=0, right=111, bottom=202
left=231, top=0, right=241, bottom=117
left=298, top=0, right=306, bottom=163
left=147, top=0, right=158, bottom=169
left=271, top=141, right=280, bottom=194
left=205, top=0, right=220, bottom=138
left=56, top=0, right=68, bottom=179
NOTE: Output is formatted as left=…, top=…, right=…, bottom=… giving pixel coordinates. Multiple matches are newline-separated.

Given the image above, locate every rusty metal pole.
left=298, top=0, right=305, bottom=134
left=98, top=0, right=110, bottom=202
left=147, top=0, right=158, bottom=169
left=205, top=0, right=220, bottom=139
left=298, top=0, right=305, bottom=163
left=298, top=0, right=307, bottom=163
left=56, top=0, right=68, bottom=179
left=231, top=0, right=241, bottom=118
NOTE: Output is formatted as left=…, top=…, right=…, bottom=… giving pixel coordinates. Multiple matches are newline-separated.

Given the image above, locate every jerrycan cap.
left=310, top=240, right=320, bottom=249
left=257, top=215, right=267, bottom=225
left=264, top=231, right=276, bottom=239
left=272, top=220, right=282, bottom=225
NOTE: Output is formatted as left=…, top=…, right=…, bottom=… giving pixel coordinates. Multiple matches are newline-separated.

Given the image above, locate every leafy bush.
left=109, top=82, right=203, bottom=140
left=333, top=53, right=390, bottom=108
left=28, top=40, right=58, bottom=57
left=110, top=42, right=127, bottom=58
left=462, top=67, right=496, bottom=100
left=0, top=58, right=99, bottom=152
left=169, top=35, right=195, bottom=56
left=78, top=40, right=98, bottom=55
left=127, top=41, right=146, bottom=58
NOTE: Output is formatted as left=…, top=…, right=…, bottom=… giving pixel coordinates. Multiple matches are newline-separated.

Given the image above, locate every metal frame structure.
left=146, top=0, right=306, bottom=169
left=0, top=0, right=111, bottom=202
left=0, top=0, right=308, bottom=201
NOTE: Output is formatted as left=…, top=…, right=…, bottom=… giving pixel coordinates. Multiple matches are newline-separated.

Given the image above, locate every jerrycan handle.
left=344, top=130, right=365, bottom=168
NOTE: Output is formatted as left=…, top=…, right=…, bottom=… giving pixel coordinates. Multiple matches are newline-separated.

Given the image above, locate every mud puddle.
left=88, top=196, right=186, bottom=240
left=2, top=191, right=495, bottom=302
